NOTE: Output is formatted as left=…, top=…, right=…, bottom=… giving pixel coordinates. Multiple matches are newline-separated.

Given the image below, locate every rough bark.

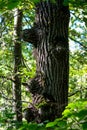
left=23, top=0, right=70, bottom=122
left=13, top=9, right=22, bottom=123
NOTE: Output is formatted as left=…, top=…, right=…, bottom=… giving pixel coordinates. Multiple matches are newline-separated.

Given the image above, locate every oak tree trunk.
left=23, top=0, right=70, bottom=122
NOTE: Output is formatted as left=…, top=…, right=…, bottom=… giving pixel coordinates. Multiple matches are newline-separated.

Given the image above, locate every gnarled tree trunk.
left=23, top=0, right=70, bottom=122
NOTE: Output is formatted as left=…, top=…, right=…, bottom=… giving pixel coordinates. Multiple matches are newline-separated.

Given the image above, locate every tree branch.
left=69, top=36, right=87, bottom=50
left=22, top=27, right=38, bottom=47
left=0, top=75, right=15, bottom=83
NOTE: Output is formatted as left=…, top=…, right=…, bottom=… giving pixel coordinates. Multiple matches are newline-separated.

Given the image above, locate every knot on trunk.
left=25, top=74, right=45, bottom=95
left=22, top=25, right=42, bottom=47
left=23, top=102, right=63, bottom=123
left=23, top=106, right=40, bottom=123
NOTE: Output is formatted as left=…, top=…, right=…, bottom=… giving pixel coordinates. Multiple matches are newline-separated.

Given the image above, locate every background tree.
left=13, top=8, right=22, bottom=125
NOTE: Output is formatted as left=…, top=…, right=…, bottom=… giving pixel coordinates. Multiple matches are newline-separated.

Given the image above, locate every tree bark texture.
left=13, top=9, right=22, bottom=123
left=23, top=0, right=70, bottom=122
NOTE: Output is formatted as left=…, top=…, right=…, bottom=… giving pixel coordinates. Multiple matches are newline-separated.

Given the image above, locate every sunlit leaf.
left=46, top=121, right=56, bottom=128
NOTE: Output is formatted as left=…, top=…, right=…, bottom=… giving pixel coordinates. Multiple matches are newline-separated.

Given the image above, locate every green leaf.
left=62, top=109, right=72, bottom=118
left=28, top=123, right=38, bottom=130
left=57, top=120, right=67, bottom=128
left=82, top=122, right=87, bottom=130
left=46, top=121, right=57, bottom=128
left=19, top=123, right=38, bottom=130
left=0, top=0, right=21, bottom=11
left=76, top=109, right=87, bottom=120
left=7, top=0, right=20, bottom=10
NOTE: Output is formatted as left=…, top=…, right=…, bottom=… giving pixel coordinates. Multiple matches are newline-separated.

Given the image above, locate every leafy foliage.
left=45, top=99, right=87, bottom=130
left=0, top=0, right=87, bottom=130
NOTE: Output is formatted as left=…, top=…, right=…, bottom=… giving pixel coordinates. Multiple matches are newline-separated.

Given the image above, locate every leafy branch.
left=69, top=36, right=87, bottom=50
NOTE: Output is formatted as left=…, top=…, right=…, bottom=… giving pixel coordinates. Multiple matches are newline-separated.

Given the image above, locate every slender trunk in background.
left=13, top=9, right=22, bottom=124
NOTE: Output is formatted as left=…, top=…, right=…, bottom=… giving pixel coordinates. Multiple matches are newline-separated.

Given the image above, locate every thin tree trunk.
left=13, top=9, right=22, bottom=124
